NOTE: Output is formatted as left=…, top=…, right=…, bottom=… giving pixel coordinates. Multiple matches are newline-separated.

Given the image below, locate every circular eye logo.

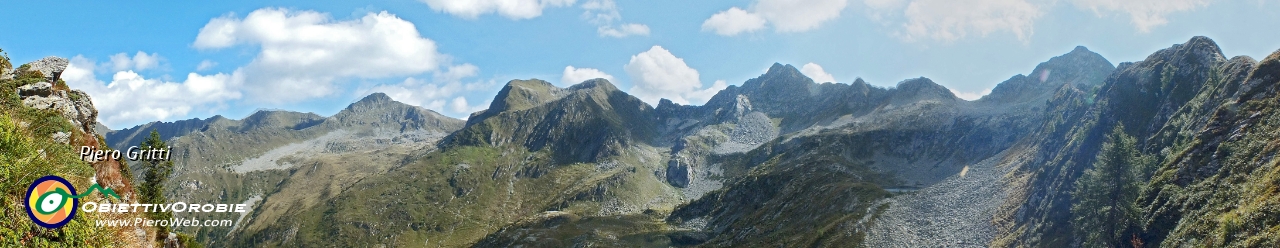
left=25, top=175, right=79, bottom=229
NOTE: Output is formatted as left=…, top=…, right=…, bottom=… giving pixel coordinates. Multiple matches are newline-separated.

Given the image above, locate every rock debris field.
left=864, top=151, right=1011, bottom=247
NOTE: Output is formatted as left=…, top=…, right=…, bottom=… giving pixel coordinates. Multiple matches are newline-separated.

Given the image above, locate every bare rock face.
left=718, top=95, right=754, bottom=122
left=17, top=82, right=53, bottom=96
left=666, top=157, right=692, bottom=188
left=16, top=76, right=100, bottom=142
left=27, top=56, right=70, bottom=82
left=16, top=57, right=137, bottom=204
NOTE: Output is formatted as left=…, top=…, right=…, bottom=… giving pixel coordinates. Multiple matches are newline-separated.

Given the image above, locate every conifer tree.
left=1072, top=124, right=1143, bottom=247
left=139, top=129, right=174, bottom=237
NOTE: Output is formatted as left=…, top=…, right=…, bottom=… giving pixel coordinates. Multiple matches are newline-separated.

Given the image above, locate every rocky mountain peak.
left=1145, top=36, right=1226, bottom=66
left=329, top=93, right=463, bottom=132
left=851, top=77, right=869, bottom=86
left=486, top=79, right=565, bottom=113
left=764, top=62, right=792, bottom=74
left=1070, top=45, right=1088, bottom=53
left=887, top=77, right=958, bottom=103
left=204, top=115, right=237, bottom=128
left=1186, top=36, right=1225, bottom=58
left=566, top=78, right=620, bottom=93
left=983, top=46, right=1115, bottom=103
left=467, top=78, right=626, bottom=127
left=240, top=110, right=324, bottom=130
left=1028, top=45, right=1113, bottom=86
left=743, top=63, right=810, bottom=92
left=719, top=63, right=826, bottom=118
left=1099, top=36, right=1230, bottom=109
left=465, top=79, right=566, bottom=125
left=343, top=92, right=395, bottom=112
left=1251, top=49, right=1280, bottom=78
left=1238, top=49, right=1280, bottom=101
left=106, top=116, right=226, bottom=149
left=446, top=77, right=657, bottom=164
left=360, top=92, right=393, bottom=103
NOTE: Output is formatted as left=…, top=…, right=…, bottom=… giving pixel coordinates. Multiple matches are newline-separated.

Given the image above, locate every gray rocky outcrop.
left=52, top=132, right=71, bottom=144
left=17, top=82, right=53, bottom=96
left=666, top=157, right=692, bottom=188
left=16, top=80, right=100, bottom=141
left=717, top=95, right=754, bottom=122
left=27, top=56, right=70, bottom=82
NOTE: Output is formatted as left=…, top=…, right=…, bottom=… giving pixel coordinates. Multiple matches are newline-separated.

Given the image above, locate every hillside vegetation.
left=995, top=37, right=1280, bottom=247
left=0, top=49, right=151, bottom=246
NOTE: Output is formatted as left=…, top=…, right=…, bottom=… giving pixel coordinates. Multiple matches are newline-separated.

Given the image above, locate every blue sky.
left=2, top=0, right=1277, bottom=128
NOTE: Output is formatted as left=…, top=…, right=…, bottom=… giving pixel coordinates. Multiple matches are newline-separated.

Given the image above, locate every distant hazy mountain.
left=104, top=92, right=462, bottom=246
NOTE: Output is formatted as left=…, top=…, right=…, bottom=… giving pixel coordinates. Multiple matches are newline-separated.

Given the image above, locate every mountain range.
left=99, top=36, right=1280, bottom=247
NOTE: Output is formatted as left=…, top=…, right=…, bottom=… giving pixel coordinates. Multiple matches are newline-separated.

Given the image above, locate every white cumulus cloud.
left=865, top=0, right=907, bottom=10
left=950, top=88, right=992, bottom=101
left=702, top=7, right=767, bottom=36
left=703, top=0, right=849, bottom=36
left=362, top=64, right=494, bottom=116
left=434, top=63, right=481, bottom=82
left=107, top=51, right=163, bottom=72
left=865, top=0, right=1043, bottom=42
left=800, top=63, right=837, bottom=83
left=193, top=8, right=449, bottom=103
left=449, top=96, right=488, bottom=115
left=195, top=60, right=218, bottom=71
left=562, top=66, right=616, bottom=86
left=1071, top=0, right=1212, bottom=32
left=865, top=0, right=1216, bottom=41
left=63, top=56, right=243, bottom=127
left=599, top=23, right=650, bottom=38
left=582, top=0, right=649, bottom=38
left=685, top=80, right=730, bottom=104
left=756, top=0, right=850, bottom=32
left=860, top=0, right=1049, bottom=42
left=420, top=0, right=577, bottom=19
left=624, top=46, right=723, bottom=105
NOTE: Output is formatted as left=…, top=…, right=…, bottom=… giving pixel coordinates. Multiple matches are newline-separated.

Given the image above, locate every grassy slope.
left=151, top=95, right=464, bottom=245
left=994, top=38, right=1280, bottom=247
left=158, top=116, right=320, bottom=245
left=1138, top=50, right=1280, bottom=247
left=230, top=80, right=680, bottom=247
left=0, top=60, right=138, bottom=246
left=236, top=144, right=674, bottom=247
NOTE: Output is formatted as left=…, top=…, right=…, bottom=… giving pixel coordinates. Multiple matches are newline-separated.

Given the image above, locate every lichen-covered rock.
left=17, top=82, right=99, bottom=132
left=26, top=56, right=69, bottom=82
left=17, top=81, right=53, bottom=96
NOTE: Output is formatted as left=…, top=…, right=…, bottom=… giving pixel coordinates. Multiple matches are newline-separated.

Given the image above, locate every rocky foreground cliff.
left=1, top=54, right=168, bottom=246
